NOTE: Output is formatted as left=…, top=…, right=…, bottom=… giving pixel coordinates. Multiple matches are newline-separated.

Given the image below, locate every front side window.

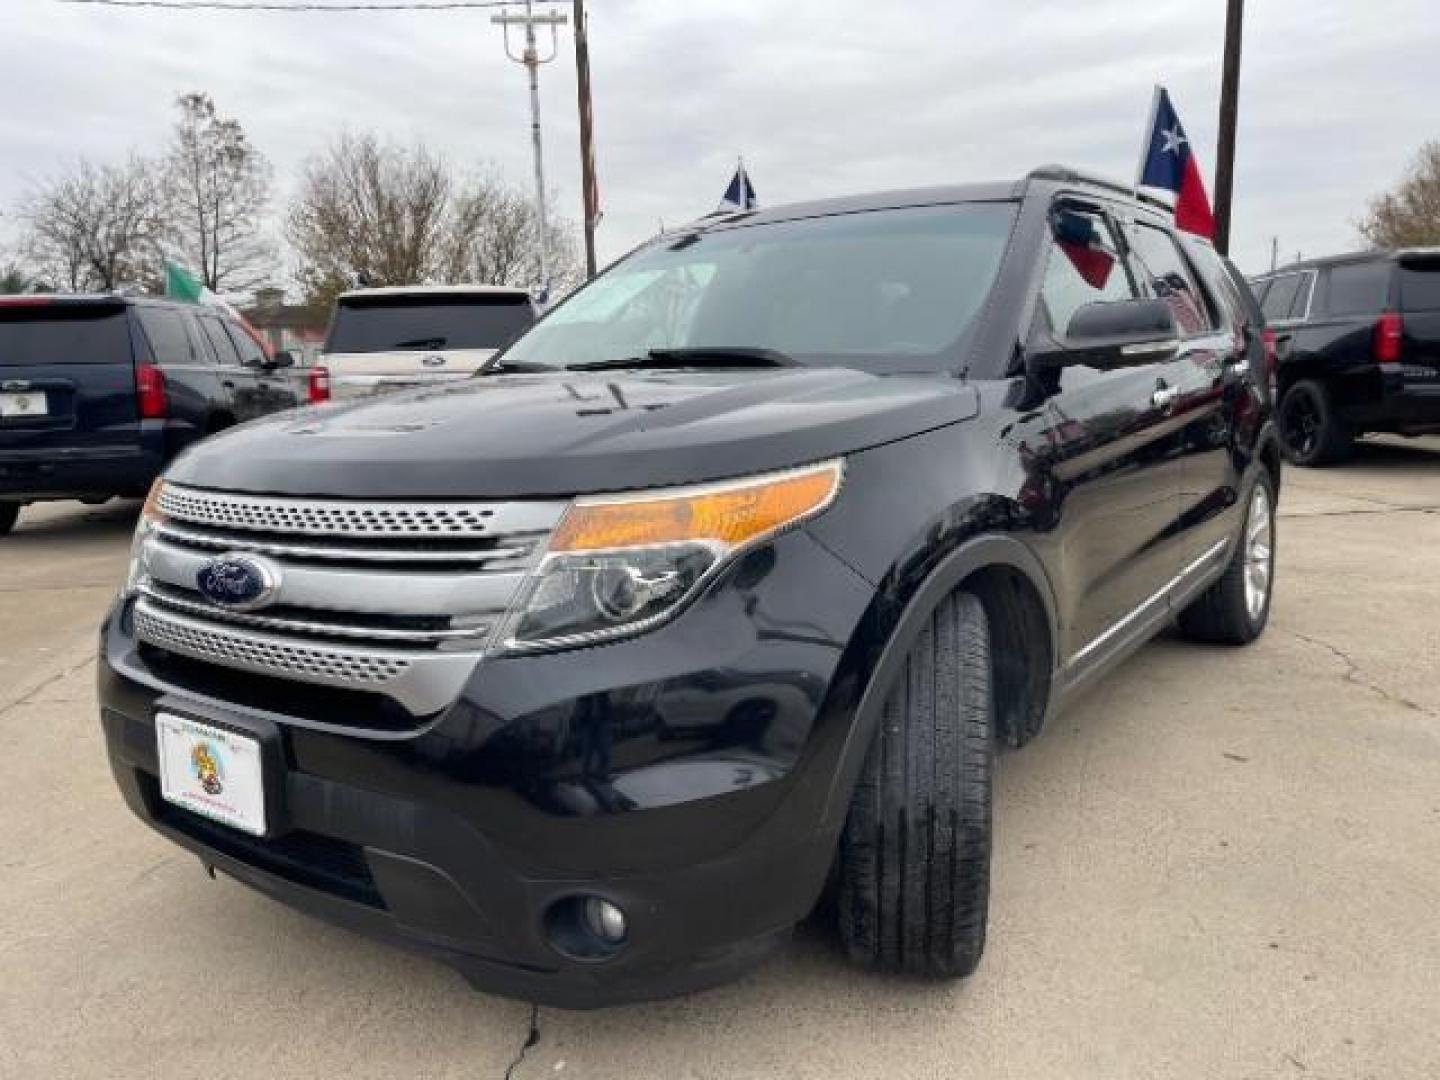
left=224, top=321, right=268, bottom=367
left=1037, top=207, right=1137, bottom=335
left=498, top=203, right=1019, bottom=374
left=1126, top=223, right=1213, bottom=335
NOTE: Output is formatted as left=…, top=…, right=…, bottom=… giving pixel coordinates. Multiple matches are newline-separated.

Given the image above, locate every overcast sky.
left=2, top=0, right=1437, bottom=288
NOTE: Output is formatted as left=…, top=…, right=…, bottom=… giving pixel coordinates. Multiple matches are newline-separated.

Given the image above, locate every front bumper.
left=97, top=527, right=878, bottom=1007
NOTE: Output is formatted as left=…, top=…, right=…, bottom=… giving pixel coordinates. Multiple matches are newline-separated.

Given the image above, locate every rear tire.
left=1278, top=380, right=1352, bottom=466
left=0, top=503, right=19, bottom=536
left=1178, top=471, right=1277, bottom=645
left=837, top=590, right=994, bottom=978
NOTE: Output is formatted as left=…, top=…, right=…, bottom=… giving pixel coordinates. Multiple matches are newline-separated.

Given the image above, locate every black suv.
left=1251, top=250, right=1440, bottom=465
left=99, top=167, right=1281, bottom=1008
left=0, top=295, right=301, bottom=534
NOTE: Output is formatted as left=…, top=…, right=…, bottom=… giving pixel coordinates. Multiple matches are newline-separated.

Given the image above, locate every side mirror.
left=1032, top=298, right=1180, bottom=370
left=268, top=350, right=296, bottom=370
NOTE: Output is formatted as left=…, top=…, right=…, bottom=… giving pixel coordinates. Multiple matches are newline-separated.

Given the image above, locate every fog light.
left=583, top=897, right=627, bottom=944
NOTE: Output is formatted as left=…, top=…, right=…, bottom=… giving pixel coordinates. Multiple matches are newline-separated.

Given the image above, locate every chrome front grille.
left=133, top=484, right=568, bottom=716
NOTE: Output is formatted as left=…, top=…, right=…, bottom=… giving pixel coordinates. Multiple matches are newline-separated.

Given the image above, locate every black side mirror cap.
left=268, top=350, right=296, bottom=369
left=1031, top=298, right=1180, bottom=370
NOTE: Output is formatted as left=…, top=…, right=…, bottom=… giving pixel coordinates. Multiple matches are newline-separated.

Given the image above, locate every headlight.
left=122, top=478, right=167, bottom=598
left=496, top=459, right=844, bottom=653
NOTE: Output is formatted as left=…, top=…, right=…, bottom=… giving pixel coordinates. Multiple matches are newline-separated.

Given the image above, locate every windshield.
left=499, top=202, right=1018, bottom=373
left=325, top=294, right=534, bottom=354
left=0, top=303, right=132, bottom=366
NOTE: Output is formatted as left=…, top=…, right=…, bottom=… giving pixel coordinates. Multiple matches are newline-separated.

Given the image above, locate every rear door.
left=0, top=298, right=138, bottom=456
left=195, top=313, right=264, bottom=422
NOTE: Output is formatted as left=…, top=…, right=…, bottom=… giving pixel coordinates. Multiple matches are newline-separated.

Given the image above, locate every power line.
left=57, top=0, right=520, bottom=11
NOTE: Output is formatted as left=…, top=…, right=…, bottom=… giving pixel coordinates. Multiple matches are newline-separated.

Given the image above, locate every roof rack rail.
left=1023, top=165, right=1173, bottom=213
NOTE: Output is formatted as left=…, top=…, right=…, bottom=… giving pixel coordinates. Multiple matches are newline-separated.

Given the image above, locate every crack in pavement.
left=0, top=654, right=94, bottom=720
left=1282, top=628, right=1436, bottom=719
left=1281, top=506, right=1440, bottom=520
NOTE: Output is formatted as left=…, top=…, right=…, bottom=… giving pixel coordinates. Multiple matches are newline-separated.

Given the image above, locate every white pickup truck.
left=310, top=285, right=538, bottom=402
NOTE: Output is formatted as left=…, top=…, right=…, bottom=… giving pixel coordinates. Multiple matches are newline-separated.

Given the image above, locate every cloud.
left=1, top=0, right=1435, bottom=279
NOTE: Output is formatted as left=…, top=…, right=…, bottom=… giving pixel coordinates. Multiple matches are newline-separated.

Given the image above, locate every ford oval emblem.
left=195, top=554, right=281, bottom=612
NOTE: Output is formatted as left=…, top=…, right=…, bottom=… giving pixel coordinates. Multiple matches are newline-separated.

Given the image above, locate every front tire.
left=0, top=503, right=19, bottom=536
left=837, top=590, right=994, bottom=978
left=1178, top=471, right=1277, bottom=645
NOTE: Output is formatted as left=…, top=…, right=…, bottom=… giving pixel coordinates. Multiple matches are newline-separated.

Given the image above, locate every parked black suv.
left=0, top=295, right=301, bottom=534
left=1251, top=250, right=1440, bottom=465
left=99, top=167, right=1281, bottom=1008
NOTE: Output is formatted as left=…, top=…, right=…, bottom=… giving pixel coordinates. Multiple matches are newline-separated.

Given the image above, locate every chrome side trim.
left=1069, top=538, right=1229, bottom=668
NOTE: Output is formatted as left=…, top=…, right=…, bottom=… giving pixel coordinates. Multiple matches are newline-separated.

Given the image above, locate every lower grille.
left=158, top=804, right=385, bottom=909
left=134, top=603, right=411, bottom=686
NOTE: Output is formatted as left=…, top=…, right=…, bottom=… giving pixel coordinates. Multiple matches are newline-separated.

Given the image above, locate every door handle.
left=1151, top=385, right=1182, bottom=411
left=222, top=380, right=236, bottom=390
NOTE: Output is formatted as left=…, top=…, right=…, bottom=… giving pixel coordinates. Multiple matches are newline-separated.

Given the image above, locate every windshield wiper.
left=566, top=347, right=796, bottom=372
left=393, top=337, right=448, bottom=350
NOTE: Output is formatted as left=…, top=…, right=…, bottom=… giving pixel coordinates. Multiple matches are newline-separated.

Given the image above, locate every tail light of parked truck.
left=135, top=362, right=167, bottom=419
left=1260, top=327, right=1279, bottom=397
left=1373, top=311, right=1404, bottom=363
left=308, top=365, right=331, bottom=404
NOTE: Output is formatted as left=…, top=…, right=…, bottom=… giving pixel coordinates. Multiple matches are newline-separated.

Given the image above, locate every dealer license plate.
left=0, top=391, right=48, bottom=417
left=156, top=713, right=267, bottom=836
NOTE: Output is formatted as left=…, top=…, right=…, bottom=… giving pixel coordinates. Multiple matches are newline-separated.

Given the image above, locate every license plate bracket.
left=154, top=698, right=286, bottom=838
left=0, top=391, right=48, bottom=418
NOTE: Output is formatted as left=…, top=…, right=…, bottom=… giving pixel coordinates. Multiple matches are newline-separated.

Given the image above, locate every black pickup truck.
left=0, top=294, right=300, bottom=534
left=1251, top=250, right=1440, bottom=465
left=99, top=167, right=1281, bottom=1007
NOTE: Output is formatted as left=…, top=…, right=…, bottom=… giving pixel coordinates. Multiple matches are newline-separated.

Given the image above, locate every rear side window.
left=1259, top=274, right=1302, bottom=322
left=224, top=321, right=268, bottom=367
left=199, top=317, right=241, bottom=365
left=1323, top=262, right=1392, bottom=317
left=137, top=308, right=198, bottom=368
left=1037, top=207, right=1137, bottom=334
left=1126, top=223, right=1214, bottom=335
left=1398, top=261, right=1440, bottom=312
left=0, top=303, right=131, bottom=366
left=1180, top=239, right=1245, bottom=331
left=326, top=294, right=535, bottom=354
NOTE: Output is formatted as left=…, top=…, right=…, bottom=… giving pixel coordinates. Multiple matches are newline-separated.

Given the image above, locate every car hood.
left=166, top=366, right=979, bottom=499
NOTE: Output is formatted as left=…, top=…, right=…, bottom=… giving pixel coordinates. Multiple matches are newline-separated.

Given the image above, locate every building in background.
left=242, top=287, right=329, bottom=365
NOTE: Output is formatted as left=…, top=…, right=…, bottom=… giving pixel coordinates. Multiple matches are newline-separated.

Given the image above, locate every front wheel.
left=0, top=503, right=19, bottom=536
left=837, top=590, right=994, bottom=978
left=1178, top=471, right=1277, bottom=645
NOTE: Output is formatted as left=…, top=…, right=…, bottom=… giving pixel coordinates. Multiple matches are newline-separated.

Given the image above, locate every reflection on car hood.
left=166, top=366, right=980, bottom=498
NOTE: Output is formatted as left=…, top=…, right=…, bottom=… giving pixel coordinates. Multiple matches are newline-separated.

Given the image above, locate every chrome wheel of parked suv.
left=1243, top=484, right=1274, bottom=622
left=1178, top=471, right=1278, bottom=645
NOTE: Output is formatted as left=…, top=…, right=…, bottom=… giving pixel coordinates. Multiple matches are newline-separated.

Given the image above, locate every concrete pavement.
left=2, top=438, right=1438, bottom=1079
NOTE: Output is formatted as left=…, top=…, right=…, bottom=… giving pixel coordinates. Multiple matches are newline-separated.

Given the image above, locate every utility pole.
left=1213, top=0, right=1244, bottom=255
left=573, top=0, right=600, bottom=278
left=1269, top=236, right=1279, bottom=272
left=493, top=1, right=568, bottom=295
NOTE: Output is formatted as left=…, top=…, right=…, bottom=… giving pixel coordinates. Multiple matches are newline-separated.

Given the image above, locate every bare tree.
left=21, top=157, right=167, bottom=292
left=165, top=92, right=274, bottom=293
left=1359, top=141, right=1440, bottom=249
left=288, top=133, right=579, bottom=305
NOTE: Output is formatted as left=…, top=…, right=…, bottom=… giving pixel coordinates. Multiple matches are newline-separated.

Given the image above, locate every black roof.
left=681, top=165, right=1173, bottom=236
left=0, top=292, right=234, bottom=314
left=1255, top=246, right=1440, bottom=278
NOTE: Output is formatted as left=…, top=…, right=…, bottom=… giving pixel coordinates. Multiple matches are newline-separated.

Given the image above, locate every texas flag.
left=1137, top=87, right=1215, bottom=238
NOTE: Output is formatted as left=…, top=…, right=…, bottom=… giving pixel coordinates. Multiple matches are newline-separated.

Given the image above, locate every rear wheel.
left=0, top=503, right=19, bottom=536
left=1178, top=471, right=1277, bottom=645
left=837, top=590, right=994, bottom=978
left=1278, top=380, right=1352, bottom=466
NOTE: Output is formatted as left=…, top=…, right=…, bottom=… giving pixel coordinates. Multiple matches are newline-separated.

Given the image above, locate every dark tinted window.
left=1038, top=207, right=1137, bottom=334
left=1324, top=262, right=1391, bottom=316
left=1126, top=223, right=1213, bottom=334
left=1398, top=261, right=1440, bottom=312
left=1259, top=274, right=1302, bottom=322
left=137, top=308, right=197, bottom=367
left=1181, top=238, right=1244, bottom=330
left=199, top=316, right=241, bottom=365
left=326, top=294, right=535, bottom=354
left=224, top=321, right=268, bottom=367
left=0, top=303, right=131, bottom=366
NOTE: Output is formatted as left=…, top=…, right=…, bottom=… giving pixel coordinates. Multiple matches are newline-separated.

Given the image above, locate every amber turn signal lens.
left=140, top=478, right=167, bottom=522
left=550, top=461, right=843, bottom=554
